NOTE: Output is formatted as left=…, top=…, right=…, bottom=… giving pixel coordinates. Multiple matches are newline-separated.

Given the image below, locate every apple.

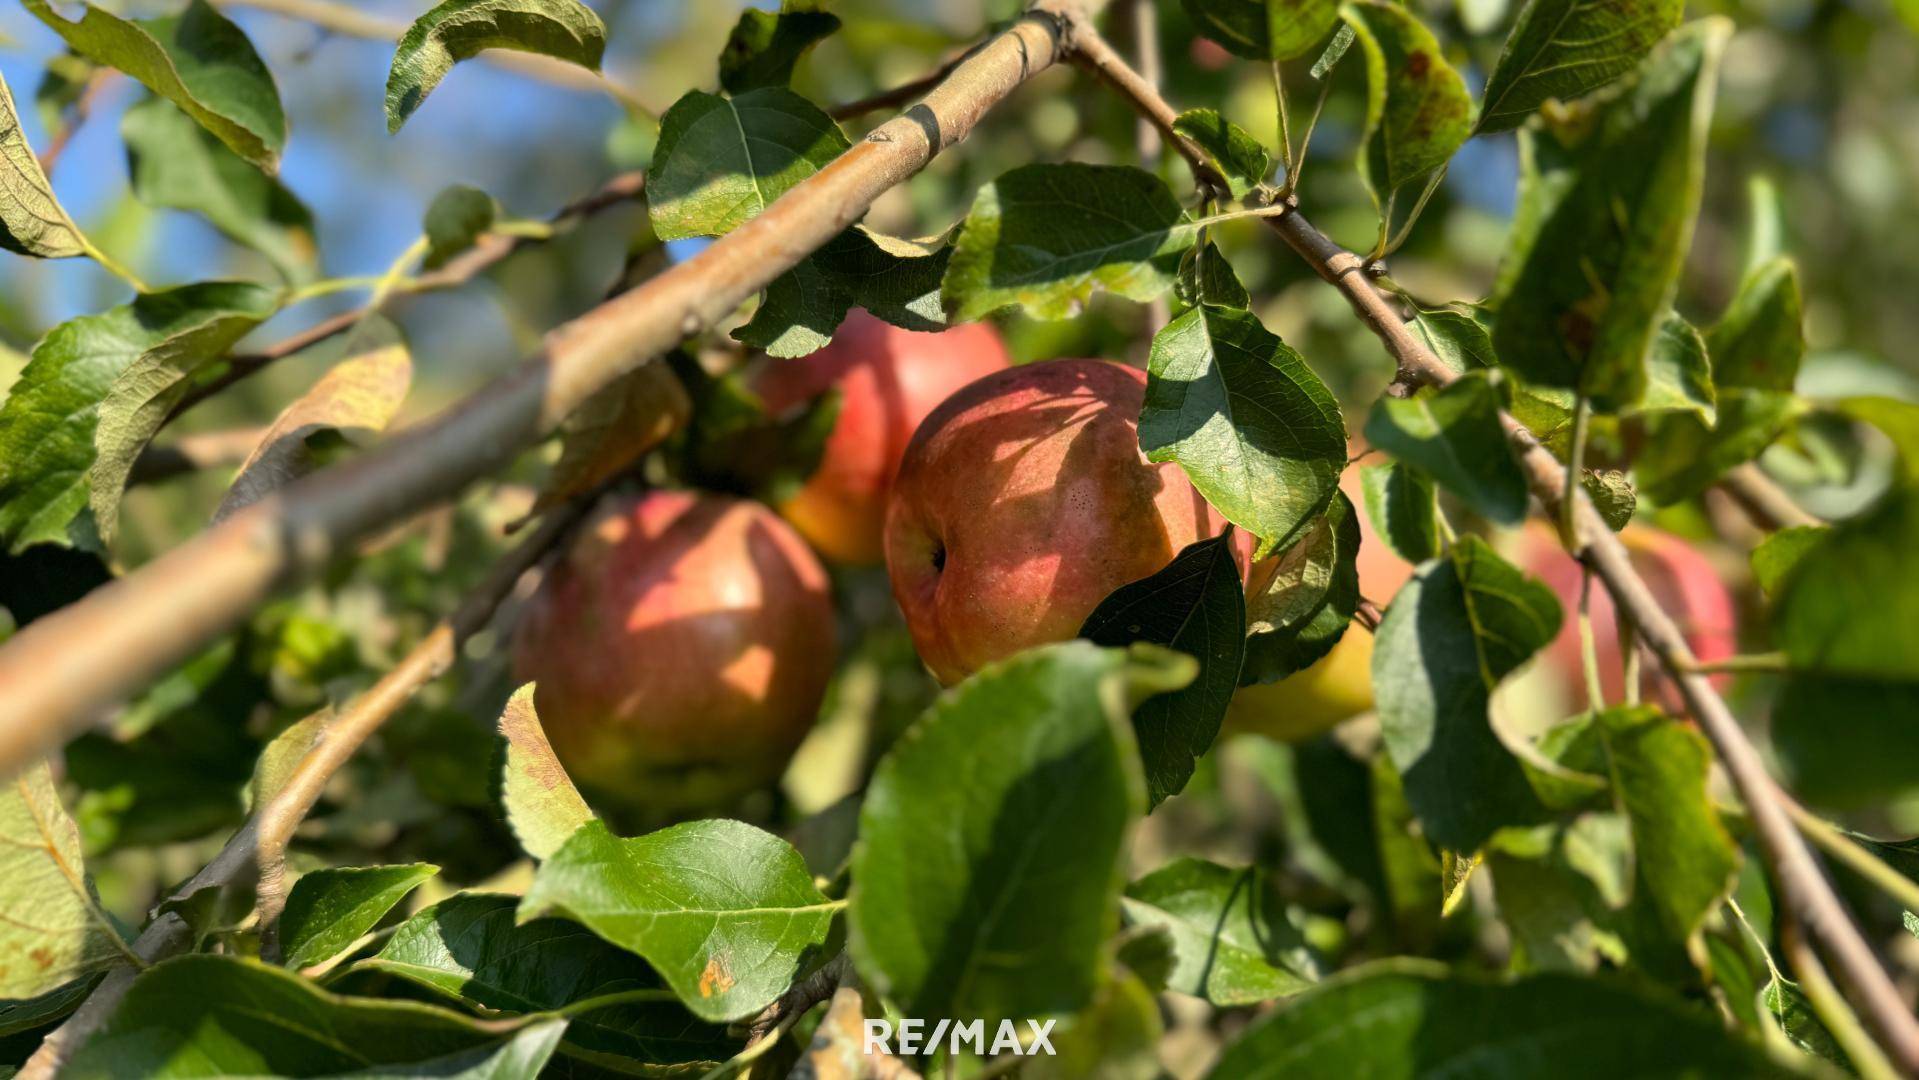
left=753, top=309, right=1012, bottom=565
left=884, top=358, right=1239, bottom=685
left=512, top=490, right=838, bottom=812
left=1512, top=520, right=1738, bottom=715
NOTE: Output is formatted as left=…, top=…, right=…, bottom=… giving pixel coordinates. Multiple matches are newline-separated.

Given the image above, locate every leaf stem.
left=1381, top=165, right=1448, bottom=258
left=555, top=987, right=684, bottom=1016
left=1271, top=61, right=1295, bottom=187
left=1577, top=567, right=1606, bottom=711
left=1560, top=395, right=1590, bottom=544
left=1680, top=651, right=1789, bottom=675
left=1290, top=74, right=1336, bottom=194
left=78, top=236, right=149, bottom=293
left=1784, top=801, right=1919, bottom=916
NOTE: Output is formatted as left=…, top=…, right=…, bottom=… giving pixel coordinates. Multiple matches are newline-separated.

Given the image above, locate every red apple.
left=884, top=358, right=1238, bottom=685
left=1513, top=521, right=1738, bottom=714
left=512, top=490, right=838, bottom=811
left=753, top=309, right=1012, bottom=565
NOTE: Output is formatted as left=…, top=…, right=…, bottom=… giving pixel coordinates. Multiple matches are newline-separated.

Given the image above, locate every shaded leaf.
left=23, top=0, right=284, bottom=169
left=1773, top=674, right=1919, bottom=809
left=1348, top=1, right=1474, bottom=198
left=387, top=0, right=606, bottom=133
left=1374, top=537, right=1560, bottom=851
left=1025, top=970, right=1162, bottom=1080
left=1173, top=109, right=1270, bottom=197
left=1492, top=21, right=1729, bottom=408
left=533, top=361, right=689, bottom=513
left=1180, top=0, right=1341, bottom=61
left=1241, top=493, right=1361, bottom=684
left=1772, top=490, right=1918, bottom=681
left=1751, top=524, right=1826, bottom=597
left=0, top=762, right=128, bottom=999
left=1476, top=0, right=1684, bottom=134
left=495, top=684, right=592, bottom=861
left=1082, top=533, right=1247, bottom=806
left=1762, top=978, right=1851, bottom=1072
left=1175, top=241, right=1251, bottom=311
left=121, top=95, right=316, bottom=284
left=1581, top=469, right=1636, bottom=531
left=1364, top=370, right=1529, bottom=525
left=1632, top=313, right=1715, bottom=424
left=719, top=6, right=839, bottom=94
left=1121, top=858, right=1315, bottom=1005
left=0, top=71, right=84, bottom=258
left=213, top=320, right=412, bottom=521
left=1408, top=304, right=1496, bottom=375
left=0, top=282, right=278, bottom=552
left=422, top=184, right=498, bottom=271
left=1636, top=388, right=1801, bottom=504
left=943, top=163, right=1193, bottom=322
left=1141, top=304, right=1346, bottom=558
left=280, top=863, right=438, bottom=970
left=1707, top=256, right=1805, bottom=393
left=520, top=818, right=838, bottom=1022
left=735, top=227, right=951, bottom=357
left=1361, top=460, right=1439, bottom=562
left=849, top=642, right=1191, bottom=1029
left=646, top=88, right=848, bottom=241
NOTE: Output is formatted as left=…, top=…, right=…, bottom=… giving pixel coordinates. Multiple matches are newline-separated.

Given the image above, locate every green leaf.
left=1140, top=305, right=1346, bottom=558
left=1241, top=493, right=1361, bottom=685
left=362, top=893, right=736, bottom=1070
left=1707, top=256, right=1805, bottom=393
left=1762, top=978, right=1851, bottom=1072
left=1632, top=313, right=1716, bottom=424
left=1347, top=1, right=1475, bottom=198
left=1206, top=960, right=1807, bottom=1076
left=719, top=6, right=840, bottom=94
left=1364, top=370, right=1530, bottom=526
left=735, top=227, right=952, bottom=357
left=519, top=818, right=838, bottom=1022
left=532, top=361, right=689, bottom=516
left=646, top=88, right=849, bottom=241
left=1636, top=389, right=1801, bottom=504
left=1751, top=524, right=1827, bottom=597
left=1594, top=707, right=1740, bottom=946
left=0, top=282, right=278, bottom=552
left=1408, top=304, right=1496, bottom=375
left=1374, top=537, right=1561, bottom=851
left=1172, top=109, right=1271, bottom=197
left=1025, top=970, right=1163, bottom=1080
left=63, top=954, right=562, bottom=1078
left=849, top=642, right=1191, bottom=1029
left=421, top=184, right=498, bottom=271
left=280, top=863, right=438, bottom=970
left=942, top=163, right=1194, bottom=322
left=1360, top=460, right=1439, bottom=562
left=1310, top=22, right=1357, bottom=79
left=494, top=683, right=592, bottom=861
left=87, top=283, right=285, bottom=544
left=0, top=762, right=128, bottom=999
left=0, top=71, right=85, bottom=258
left=1773, top=490, right=1918, bottom=680
left=23, top=0, right=284, bottom=170
left=1179, top=0, right=1341, bottom=61
left=1082, top=533, right=1247, bottom=807
left=1774, top=675, right=1919, bottom=809
left=1121, top=859, right=1315, bottom=1005
left=1476, top=0, right=1684, bottom=134
left=121, top=96, right=316, bottom=284
left=1175, top=241, right=1252, bottom=311
left=1580, top=469, right=1637, bottom=531
left=386, top=0, right=606, bottom=133
left=1491, top=20, right=1729, bottom=408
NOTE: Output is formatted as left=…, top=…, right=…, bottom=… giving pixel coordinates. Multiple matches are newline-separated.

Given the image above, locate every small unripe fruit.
left=512, top=490, right=837, bottom=812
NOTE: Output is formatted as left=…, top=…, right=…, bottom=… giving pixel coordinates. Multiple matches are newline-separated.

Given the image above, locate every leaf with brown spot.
left=0, top=761, right=132, bottom=998
left=496, top=683, right=594, bottom=861
left=1347, top=1, right=1474, bottom=200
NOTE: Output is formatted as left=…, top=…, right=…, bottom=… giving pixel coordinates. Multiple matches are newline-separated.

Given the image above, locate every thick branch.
left=0, top=4, right=1072, bottom=774
left=16, top=503, right=583, bottom=1080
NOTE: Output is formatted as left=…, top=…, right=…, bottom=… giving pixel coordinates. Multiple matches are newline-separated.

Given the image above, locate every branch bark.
left=16, top=501, right=585, bottom=1080
left=0, top=3, right=1073, bottom=777
left=1052, top=14, right=1919, bottom=1071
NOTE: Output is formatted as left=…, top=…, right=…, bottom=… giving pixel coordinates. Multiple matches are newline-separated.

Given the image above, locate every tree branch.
left=1066, top=15, right=1228, bottom=198
left=1054, top=14, right=1919, bottom=1072
left=1720, top=462, right=1821, bottom=531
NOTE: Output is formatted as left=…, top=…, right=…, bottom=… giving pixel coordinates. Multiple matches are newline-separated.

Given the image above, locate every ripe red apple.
left=753, top=309, right=1012, bottom=565
left=512, top=490, right=837, bottom=811
left=1513, top=521, right=1738, bottom=715
left=884, top=358, right=1239, bottom=685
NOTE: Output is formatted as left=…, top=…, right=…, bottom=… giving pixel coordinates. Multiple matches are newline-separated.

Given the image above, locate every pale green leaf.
left=1348, top=1, right=1475, bottom=198
left=0, top=71, right=84, bottom=259
left=1707, top=256, right=1805, bottom=393
left=1361, top=460, right=1439, bottom=562
left=495, top=684, right=592, bottom=861
left=0, top=762, right=128, bottom=999
left=1121, top=859, right=1315, bottom=1005
left=1173, top=108, right=1271, bottom=197
left=1241, top=494, right=1360, bottom=684
left=646, top=88, right=848, bottom=241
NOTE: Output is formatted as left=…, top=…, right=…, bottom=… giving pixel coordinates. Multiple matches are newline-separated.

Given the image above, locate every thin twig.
left=1783, top=797, right=1919, bottom=918
left=828, top=57, right=964, bottom=121
left=1678, top=651, right=1790, bottom=676
left=1066, top=19, right=1228, bottom=198
left=1720, top=462, right=1821, bottom=531
left=1778, top=910, right=1902, bottom=1080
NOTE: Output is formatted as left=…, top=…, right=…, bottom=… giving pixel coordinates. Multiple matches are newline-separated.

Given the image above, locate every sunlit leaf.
left=280, top=863, right=438, bottom=970
left=494, top=684, right=592, bottom=861
left=1241, top=493, right=1360, bottom=684
left=1476, top=0, right=1684, bottom=134
left=1173, top=108, right=1271, bottom=197
left=1707, top=256, right=1805, bottom=393
left=387, top=0, right=606, bottom=133
left=1347, top=1, right=1474, bottom=199
left=0, top=71, right=84, bottom=259
left=1121, top=858, right=1315, bottom=1004
left=0, top=762, right=128, bottom=999
left=646, top=87, right=848, bottom=241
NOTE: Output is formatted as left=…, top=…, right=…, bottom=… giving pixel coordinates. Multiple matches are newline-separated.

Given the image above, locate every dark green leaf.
left=1175, top=241, right=1252, bottom=311
left=1172, top=109, right=1271, bottom=197
left=942, top=163, right=1194, bottom=322
left=1364, top=370, right=1530, bottom=525
left=1348, top=1, right=1475, bottom=198
left=1476, top=0, right=1684, bottom=134
left=1408, top=304, right=1496, bottom=375
left=1632, top=313, right=1715, bottom=424
left=520, top=818, right=838, bottom=1022
left=1361, top=461, right=1439, bottom=562
left=386, top=0, right=606, bottom=133
left=0, top=72, right=85, bottom=259
left=1580, top=469, right=1636, bottom=531
left=0, top=975, right=97, bottom=1038
left=646, top=88, right=849, bottom=241
left=1242, top=493, right=1361, bottom=685
left=122, top=96, right=316, bottom=284
left=1774, top=675, right=1919, bottom=809
left=280, top=864, right=438, bottom=970
left=1141, top=304, right=1346, bottom=558
left=1179, top=0, right=1340, bottom=61
left=719, top=7, right=840, bottom=94
left=1082, top=533, right=1247, bottom=807
left=495, top=684, right=593, bottom=861
left=23, top=0, right=285, bottom=170
left=1121, top=859, right=1315, bottom=1005
left=63, top=954, right=562, bottom=1078
left=362, top=893, right=736, bottom=1070
left=736, top=227, right=951, bottom=357
left=1636, top=388, right=1801, bottom=504
left=1207, top=961, right=1806, bottom=1077
left=1708, top=257, right=1805, bottom=393
left=849, top=642, right=1191, bottom=1029
left=422, top=184, right=498, bottom=271
left=1492, top=20, right=1729, bottom=408
left=1751, top=524, right=1827, bottom=597
left=0, top=762, right=127, bottom=998
left=1374, top=537, right=1561, bottom=851
left=1772, top=490, right=1918, bottom=680
left=0, top=282, right=278, bottom=552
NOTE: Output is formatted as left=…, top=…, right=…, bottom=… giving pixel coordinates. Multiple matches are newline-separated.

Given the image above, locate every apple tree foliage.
left=0, top=0, right=1914, bottom=1076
